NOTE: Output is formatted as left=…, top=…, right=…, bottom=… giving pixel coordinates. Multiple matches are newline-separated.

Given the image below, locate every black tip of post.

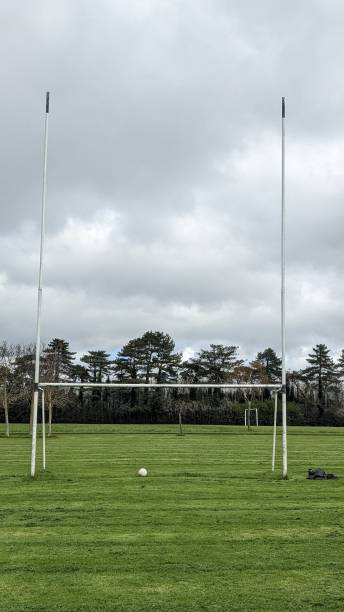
left=46, top=91, right=50, bottom=114
left=282, top=97, right=285, bottom=118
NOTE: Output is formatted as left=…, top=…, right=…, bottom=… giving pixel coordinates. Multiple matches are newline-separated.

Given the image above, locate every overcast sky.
left=1, top=0, right=344, bottom=369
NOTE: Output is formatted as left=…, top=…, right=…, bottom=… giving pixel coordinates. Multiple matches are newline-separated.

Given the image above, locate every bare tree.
left=0, top=342, right=23, bottom=436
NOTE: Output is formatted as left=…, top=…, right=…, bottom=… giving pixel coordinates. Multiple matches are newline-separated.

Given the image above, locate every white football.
left=137, top=467, right=148, bottom=477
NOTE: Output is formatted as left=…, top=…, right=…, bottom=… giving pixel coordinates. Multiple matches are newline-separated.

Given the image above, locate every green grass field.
left=1, top=424, right=344, bottom=611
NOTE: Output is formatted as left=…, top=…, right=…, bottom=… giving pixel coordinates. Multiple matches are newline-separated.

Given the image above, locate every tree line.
left=1, top=332, right=344, bottom=432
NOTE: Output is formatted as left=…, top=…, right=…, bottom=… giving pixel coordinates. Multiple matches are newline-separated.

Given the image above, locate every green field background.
left=1, top=425, right=344, bottom=611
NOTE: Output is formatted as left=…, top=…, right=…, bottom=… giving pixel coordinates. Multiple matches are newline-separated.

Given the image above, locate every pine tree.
left=70, top=364, right=90, bottom=405
left=70, top=364, right=89, bottom=383
left=139, top=331, right=181, bottom=383
left=253, top=348, right=282, bottom=382
left=114, top=338, right=142, bottom=382
left=301, top=344, right=338, bottom=415
left=41, top=339, right=75, bottom=435
left=42, top=338, right=75, bottom=382
left=182, top=344, right=243, bottom=383
left=336, top=349, right=344, bottom=380
left=114, top=332, right=181, bottom=384
left=80, top=350, right=113, bottom=382
left=180, top=359, right=204, bottom=383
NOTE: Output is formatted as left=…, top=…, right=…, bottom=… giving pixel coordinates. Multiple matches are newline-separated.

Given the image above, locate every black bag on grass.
left=307, top=468, right=338, bottom=480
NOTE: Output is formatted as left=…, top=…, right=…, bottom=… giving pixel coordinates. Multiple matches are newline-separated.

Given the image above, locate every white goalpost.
left=31, top=92, right=49, bottom=478
left=30, top=94, right=288, bottom=478
left=244, top=405, right=259, bottom=429
left=272, top=391, right=278, bottom=472
left=281, top=96, right=287, bottom=478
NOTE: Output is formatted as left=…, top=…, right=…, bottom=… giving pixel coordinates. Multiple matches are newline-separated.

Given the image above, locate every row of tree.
left=1, top=332, right=344, bottom=431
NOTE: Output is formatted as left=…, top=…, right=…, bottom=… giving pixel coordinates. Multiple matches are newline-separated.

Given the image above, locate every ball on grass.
left=137, top=467, right=148, bottom=477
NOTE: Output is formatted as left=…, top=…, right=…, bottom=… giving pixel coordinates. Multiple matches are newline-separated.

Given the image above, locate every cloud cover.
left=1, top=0, right=344, bottom=367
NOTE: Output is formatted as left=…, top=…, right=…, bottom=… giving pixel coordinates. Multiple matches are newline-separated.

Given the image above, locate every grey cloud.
left=1, top=0, right=344, bottom=367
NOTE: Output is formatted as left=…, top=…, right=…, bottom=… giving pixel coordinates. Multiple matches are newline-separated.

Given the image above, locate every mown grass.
left=1, top=424, right=344, bottom=611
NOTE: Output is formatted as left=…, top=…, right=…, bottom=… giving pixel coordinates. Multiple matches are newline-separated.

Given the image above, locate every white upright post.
left=244, top=409, right=247, bottom=427
left=255, top=408, right=258, bottom=427
left=31, top=92, right=50, bottom=478
left=42, top=389, right=46, bottom=470
left=281, top=97, right=288, bottom=478
left=272, top=392, right=278, bottom=472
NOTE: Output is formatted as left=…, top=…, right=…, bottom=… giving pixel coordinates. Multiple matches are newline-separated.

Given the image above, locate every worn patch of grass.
left=1, top=424, right=344, bottom=610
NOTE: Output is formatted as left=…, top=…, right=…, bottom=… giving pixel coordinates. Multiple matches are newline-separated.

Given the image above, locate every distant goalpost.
left=244, top=404, right=259, bottom=428
left=30, top=93, right=287, bottom=478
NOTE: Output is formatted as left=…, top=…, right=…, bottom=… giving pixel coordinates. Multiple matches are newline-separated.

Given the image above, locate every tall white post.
left=42, top=389, right=46, bottom=470
left=31, top=92, right=50, bottom=478
left=272, top=392, right=278, bottom=472
left=281, top=97, right=288, bottom=478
